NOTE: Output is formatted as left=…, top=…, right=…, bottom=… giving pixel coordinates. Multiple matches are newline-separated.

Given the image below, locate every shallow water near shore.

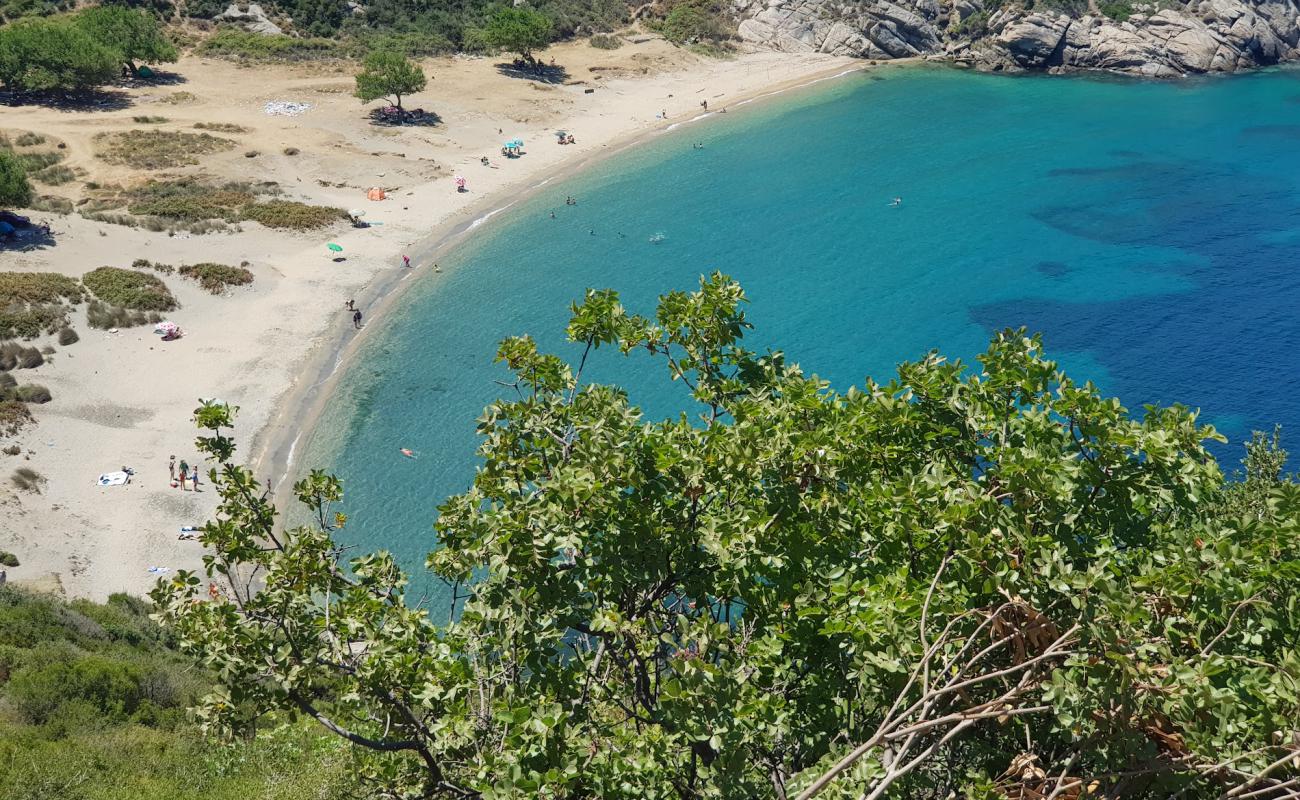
left=301, top=64, right=1300, bottom=603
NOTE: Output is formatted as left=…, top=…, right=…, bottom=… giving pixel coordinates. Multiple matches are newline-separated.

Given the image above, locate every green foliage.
left=196, top=28, right=346, bottom=61
left=240, top=200, right=345, bottom=230
left=651, top=0, right=729, bottom=45
left=0, top=16, right=119, bottom=93
left=951, top=9, right=990, bottom=36
left=1097, top=0, right=1133, bottom=19
left=82, top=267, right=176, bottom=311
left=589, top=32, right=622, bottom=49
left=285, top=0, right=348, bottom=36
left=157, top=276, right=1300, bottom=799
left=56, top=326, right=78, bottom=345
left=0, top=148, right=34, bottom=207
left=0, top=0, right=74, bottom=24
left=177, top=263, right=253, bottom=294
left=354, top=49, right=427, bottom=110
left=125, top=178, right=257, bottom=222
left=0, top=272, right=82, bottom=338
left=13, top=383, right=51, bottom=403
left=75, top=4, right=178, bottom=75
left=192, top=122, right=249, bottom=133
left=0, top=550, right=17, bottom=567
left=472, top=5, right=554, bottom=60
left=94, top=130, right=235, bottom=169
left=0, top=587, right=358, bottom=800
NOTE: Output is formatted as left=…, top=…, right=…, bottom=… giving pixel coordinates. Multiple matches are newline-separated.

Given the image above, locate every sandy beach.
left=0, top=37, right=858, bottom=600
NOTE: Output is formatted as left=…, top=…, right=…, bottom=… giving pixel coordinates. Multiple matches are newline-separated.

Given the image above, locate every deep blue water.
left=301, top=64, right=1300, bottom=596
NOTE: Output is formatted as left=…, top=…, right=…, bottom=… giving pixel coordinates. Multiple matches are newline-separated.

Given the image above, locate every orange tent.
left=367, top=187, right=386, bottom=201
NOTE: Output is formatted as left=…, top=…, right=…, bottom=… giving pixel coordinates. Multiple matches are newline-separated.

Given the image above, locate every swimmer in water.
left=889, top=197, right=902, bottom=207
left=400, top=448, right=416, bottom=458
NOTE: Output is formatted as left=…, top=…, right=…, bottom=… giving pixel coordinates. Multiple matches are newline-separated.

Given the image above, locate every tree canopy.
left=75, top=4, right=178, bottom=76
left=354, top=49, right=427, bottom=111
left=0, top=16, right=119, bottom=93
left=0, top=149, right=33, bottom=207
left=473, top=5, right=553, bottom=61
left=155, top=274, right=1300, bottom=799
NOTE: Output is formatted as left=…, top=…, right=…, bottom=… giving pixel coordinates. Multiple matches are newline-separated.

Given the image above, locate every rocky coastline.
left=734, top=0, right=1300, bottom=75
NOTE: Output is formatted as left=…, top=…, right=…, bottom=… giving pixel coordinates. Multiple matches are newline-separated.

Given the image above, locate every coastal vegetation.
left=82, top=267, right=177, bottom=312
left=471, top=6, right=555, bottom=62
left=74, top=5, right=178, bottom=77
left=240, top=199, right=346, bottom=230
left=178, top=262, right=254, bottom=294
left=0, top=586, right=359, bottom=800
left=0, top=273, right=83, bottom=339
left=155, top=276, right=1300, bottom=799
left=0, top=150, right=32, bottom=207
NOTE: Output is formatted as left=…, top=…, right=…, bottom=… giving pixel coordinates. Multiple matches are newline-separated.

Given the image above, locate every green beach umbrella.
left=327, top=243, right=343, bottom=253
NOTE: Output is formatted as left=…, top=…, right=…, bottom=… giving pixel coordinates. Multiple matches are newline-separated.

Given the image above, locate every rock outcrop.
left=734, top=0, right=1300, bottom=75
left=215, top=3, right=284, bottom=36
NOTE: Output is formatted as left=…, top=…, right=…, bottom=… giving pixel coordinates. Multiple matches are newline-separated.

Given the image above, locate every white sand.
left=0, top=38, right=860, bottom=599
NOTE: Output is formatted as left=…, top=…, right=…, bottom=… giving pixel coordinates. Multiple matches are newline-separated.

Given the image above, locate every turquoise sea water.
left=301, top=64, right=1300, bottom=597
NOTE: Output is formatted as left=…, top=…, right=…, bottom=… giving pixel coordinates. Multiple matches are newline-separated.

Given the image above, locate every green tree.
left=0, top=17, right=119, bottom=93
left=0, top=149, right=33, bottom=207
left=473, top=5, right=553, bottom=62
left=354, top=49, right=427, bottom=111
left=75, top=4, right=178, bottom=77
left=155, top=275, right=1300, bottom=799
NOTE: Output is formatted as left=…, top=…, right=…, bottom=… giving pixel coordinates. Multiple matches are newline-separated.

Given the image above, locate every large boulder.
left=216, top=3, right=283, bottom=35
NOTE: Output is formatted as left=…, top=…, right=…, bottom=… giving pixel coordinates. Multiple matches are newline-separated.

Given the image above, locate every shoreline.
left=252, top=56, right=881, bottom=513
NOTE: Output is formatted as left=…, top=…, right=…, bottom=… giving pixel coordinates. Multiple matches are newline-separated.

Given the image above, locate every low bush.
left=590, top=33, right=622, bottom=49
left=0, top=551, right=17, bottom=567
left=0, top=373, right=14, bottom=389
left=178, top=262, right=254, bottom=294
left=10, top=466, right=44, bottom=493
left=1, top=443, right=18, bottom=455
left=94, top=130, right=235, bottom=170
left=131, top=115, right=169, bottom=124
left=14, top=150, right=62, bottom=172
left=160, top=91, right=197, bottom=104
left=14, top=132, right=45, bottom=147
left=198, top=29, right=346, bottom=62
left=132, top=258, right=175, bottom=274
left=241, top=200, right=345, bottom=230
left=193, top=122, right=250, bottom=133
left=0, top=305, right=69, bottom=339
left=56, top=326, right=78, bottom=345
left=15, top=384, right=50, bottom=403
left=0, top=272, right=83, bottom=306
left=0, top=149, right=32, bottom=207
left=28, top=195, right=74, bottom=213
left=82, top=267, right=176, bottom=312
left=31, top=164, right=75, bottom=185
left=283, top=147, right=300, bottom=155
left=0, top=400, right=30, bottom=436
left=86, top=299, right=162, bottom=329
left=80, top=210, right=140, bottom=228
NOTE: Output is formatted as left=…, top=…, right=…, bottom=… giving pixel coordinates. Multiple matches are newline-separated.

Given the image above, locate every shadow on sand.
left=494, top=61, right=570, bottom=85
left=367, top=107, right=443, bottom=128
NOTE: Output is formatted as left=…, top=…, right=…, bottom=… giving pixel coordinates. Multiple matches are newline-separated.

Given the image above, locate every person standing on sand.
left=168, top=454, right=175, bottom=483
left=701, top=100, right=708, bottom=111
left=353, top=309, right=363, bottom=329
left=190, top=465, right=200, bottom=492
left=402, top=254, right=411, bottom=268
left=178, top=459, right=189, bottom=491
left=346, top=299, right=355, bottom=311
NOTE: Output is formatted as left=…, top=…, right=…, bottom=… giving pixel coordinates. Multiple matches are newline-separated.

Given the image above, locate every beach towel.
left=97, top=471, right=130, bottom=486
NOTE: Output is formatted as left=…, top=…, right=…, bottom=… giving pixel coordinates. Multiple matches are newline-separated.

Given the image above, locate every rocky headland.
left=734, top=0, right=1300, bottom=75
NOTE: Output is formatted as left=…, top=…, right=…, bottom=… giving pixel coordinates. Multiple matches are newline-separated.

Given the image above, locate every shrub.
left=28, top=194, right=74, bottom=213
left=86, top=299, right=161, bottom=329
left=241, top=200, right=345, bottom=230
left=354, top=49, right=427, bottom=111
left=0, top=271, right=83, bottom=306
left=0, top=149, right=33, bottom=207
left=655, top=1, right=729, bottom=44
left=1, top=443, right=18, bottom=455
left=94, top=130, right=235, bottom=170
left=0, top=400, right=30, bottom=435
left=470, top=6, right=554, bottom=61
left=589, top=33, right=622, bottom=49
left=82, top=267, right=176, bottom=311
left=15, top=383, right=50, bottom=403
left=123, top=178, right=266, bottom=225
left=15, top=345, right=43, bottom=368
left=178, top=262, right=254, bottom=294
left=56, top=326, right=78, bottom=345
left=0, top=16, right=119, bottom=93
left=0, top=305, right=68, bottom=339
left=0, top=373, right=14, bottom=388
left=131, top=258, right=175, bottom=274
left=14, top=132, right=45, bottom=146
left=10, top=466, right=44, bottom=493
left=1098, top=0, right=1133, bottom=19
left=197, top=29, right=346, bottom=62
left=193, top=122, right=249, bottom=133
left=283, top=146, right=300, bottom=155
left=30, top=163, right=74, bottom=185
left=160, top=90, right=196, bottom=104
left=0, top=551, right=18, bottom=567
left=131, top=115, right=169, bottom=124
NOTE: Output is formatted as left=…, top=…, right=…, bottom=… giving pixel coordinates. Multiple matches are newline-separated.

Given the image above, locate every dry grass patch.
left=160, top=91, right=197, bottom=105
left=94, top=130, right=235, bottom=170
left=194, top=122, right=250, bottom=134
left=0, top=402, right=32, bottom=437
left=0, top=273, right=84, bottom=339
left=86, top=300, right=163, bottom=330
left=10, top=467, right=45, bottom=493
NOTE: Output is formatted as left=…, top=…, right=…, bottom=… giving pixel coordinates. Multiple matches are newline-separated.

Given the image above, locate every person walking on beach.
left=346, top=299, right=355, bottom=311
left=701, top=99, right=708, bottom=111
left=168, top=454, right=175, bottom=484
left=178, top=459, right=189, bottom=491
left=190, top=465, right=200, bottom=492
left=402, top=254, right=411, bottom=268
left=353, top=309, right=363, bottom=329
